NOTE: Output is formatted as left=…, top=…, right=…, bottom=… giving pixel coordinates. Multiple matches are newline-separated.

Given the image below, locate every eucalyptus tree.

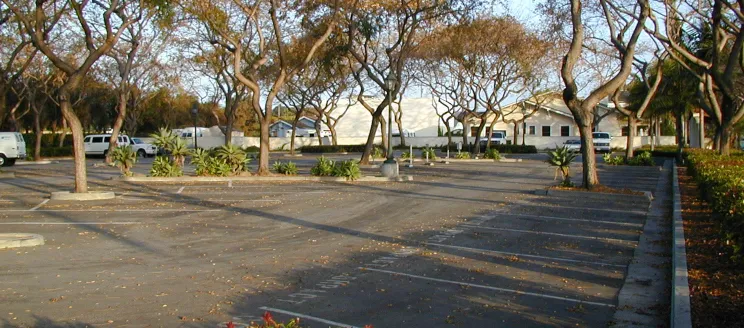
left=188, top=0, right=340, bottom=175
left=3, top=0, right=157, bottom=193
left=544, top=0, right=650, bottom=189
left=0, top=5, right=36, bottom=131
left=647, top=0, right=744, bottom=154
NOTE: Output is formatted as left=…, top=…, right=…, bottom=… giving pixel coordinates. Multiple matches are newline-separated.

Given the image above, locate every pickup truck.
left=480, top=132, right=507, bottom=145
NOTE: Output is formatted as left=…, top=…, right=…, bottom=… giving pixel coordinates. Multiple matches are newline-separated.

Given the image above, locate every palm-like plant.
left=111, top=146, right=137, bottom=176
left=215, top=144, right=247, bottom=174
left=547, top=145, right=578, bottom=186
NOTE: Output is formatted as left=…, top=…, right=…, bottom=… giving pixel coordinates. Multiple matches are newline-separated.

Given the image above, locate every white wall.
left=334, top=98, right=441, bottom=137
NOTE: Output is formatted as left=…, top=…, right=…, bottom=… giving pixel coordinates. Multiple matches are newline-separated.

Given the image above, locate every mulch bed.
left=678, top=167, right=744, bottom=327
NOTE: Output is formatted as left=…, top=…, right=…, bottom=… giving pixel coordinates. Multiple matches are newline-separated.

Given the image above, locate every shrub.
left=634, top=145, right=680, bottom=158
left=484, top=148, right=501, bottom=160
left=243, top=145, right=260, bottom=153
left=685, top=149, right=744, bottom=260
left=602, top=153, right=625, bottom=165
left=421, top=147, right=437, bottom=160
left=455, top=152, right=471, bottom=159
left=111, top=146, right=137, bottom=176
left=300, top=144, right=367, bottom=153
left=310, top=156, right=335, bottom=176
left=371, top=146, right=384, bottom=161
left=150, top=128, right=177, bottom=151
left=400, top=151, right=412, bottom=159
left=332, top=159, right=361, bottom=181
left=150, top=156, right=182, bottom=177
left=26, top=146, right=74, bottom=159
left=547, top=146, right=577, bottom=186
left=272, top=161, right=298, bottom=175
left=478, top=144, right=537, bottom=154
left=627, top=151, right=654, bottom=166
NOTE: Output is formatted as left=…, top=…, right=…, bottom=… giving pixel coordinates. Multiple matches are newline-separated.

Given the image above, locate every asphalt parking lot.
left=0, top=156, right=669, bottom=327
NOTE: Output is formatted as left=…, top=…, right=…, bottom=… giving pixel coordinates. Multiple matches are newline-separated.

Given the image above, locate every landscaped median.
left=113, top=175, right=413, bottom=183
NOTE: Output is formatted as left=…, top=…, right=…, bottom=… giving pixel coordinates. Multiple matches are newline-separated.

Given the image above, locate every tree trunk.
left=625, top=117, right=637, bottom=159
left=578, top=123, right=599, bottom=188
left=59, top=90, right=88, bottom=193
left=290, top=113, right=301, bottom=155
left=106, top=92, right=128, bottom=163
left=473, top=118, right=487, bottom=155
left=225, top=102, right=235, bottom=146
left=522, top=121, right=527, bottom=146
left=34, top=105, right=42, bottom=161
left=444, top=122, right=452, bottom=148
left=315, top=119, right=322, bottom=145
left=379, top=116, right=387, bottom=157
left=513, top=122, right=519, bottom=144
left=485, top=118, right=497, bottom=151
left=461, top=121, right=470, bottom=152
left=719, top=124, right=732, bottom=155
left=256, top=118, right=271, bottom=175
left=396, top=117, right=405, bottom=147
left=329, top=124, right=338, bottom=146
left=360, top=114, right=381, bottom=165
left=59, top=118, right=67, bottom=148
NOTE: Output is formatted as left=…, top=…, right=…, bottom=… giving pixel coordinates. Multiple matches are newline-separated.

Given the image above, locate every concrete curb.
left=0, top=172, right=15, bottom=178
left=50, top=191, right=116, bottom=201
left=114, top=175, right=413, bottom=183
left=15, top=160, right=59, bottom=165
left=535, top=188, right=653, bottom=202
left=0, top=233, right=45, bottom=249
left=671, top=163, right=693, bottom=328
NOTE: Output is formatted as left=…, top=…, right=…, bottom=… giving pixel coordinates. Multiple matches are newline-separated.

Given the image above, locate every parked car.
left=592, top=132, right=612, bottom=153
left=479, top=132, right=507, bottom=145
left=84, top=134, right=157, bottom=157
left=563, top=139, right=581, bottom=152
left=0, top=132, right=26, bottom=166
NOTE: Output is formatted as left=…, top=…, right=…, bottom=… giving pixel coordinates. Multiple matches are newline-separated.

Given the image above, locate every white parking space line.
left=177, top=186, right=185, bottom=194
left=30, top=199, right=50, bottom=211
left=1, top=209, right=224, bottom=213
left=360, top=267, right=616, bottom=308
left=527, top=203, right=647, bottom=215
left=0, top=222, right=140, bottom=225
left=494, top=213, right=643, bottom=227
left=425, top=242, right=626, bottom=268
left=461, top=225, right=638, bottom=244
left=257, top=307, right=359, bottom=328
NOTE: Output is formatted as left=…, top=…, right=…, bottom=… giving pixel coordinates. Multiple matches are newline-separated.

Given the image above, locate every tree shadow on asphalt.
left=1, top=316, right=94, bottom=328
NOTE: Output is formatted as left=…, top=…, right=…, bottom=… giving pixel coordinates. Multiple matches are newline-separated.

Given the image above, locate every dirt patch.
left=679, top=167, right=744, bottom=327
left=549, top=185, right=644, bottom=195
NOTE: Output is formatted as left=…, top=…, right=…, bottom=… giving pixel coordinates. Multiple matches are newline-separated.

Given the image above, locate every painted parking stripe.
left=494, top=213, right=643, bottom=227
left=30, top=199, right=50, bottom=211
left=360, top=267, right=615, bottom=308
left=461, top=225, right=638, bottom=244
left=0, top=222, right=140, bottom=225
left=177, top=186, right=185, bottom=194
left=258, top=307, right=359, bottom=328
left=0, top=209, right=224, bottom=213
left=425, top=242, right=626, bottom=268
left=526, top=203, right=647, bottom=215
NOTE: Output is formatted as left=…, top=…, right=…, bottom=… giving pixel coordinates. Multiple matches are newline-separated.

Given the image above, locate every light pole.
left=191, top=103, right=199, bottom=149
left=381, top=73, right=399, bottom=177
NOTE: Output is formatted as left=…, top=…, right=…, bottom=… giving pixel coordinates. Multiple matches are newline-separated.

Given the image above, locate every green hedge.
left=633, top=145, right=681, bottom=158
left=479, top=144, right=537, bottom=154
left=300, top=144, right=368, bottom=153
left=25, top=146, right=74, bottom=159
left=685, top=149, right=744, bottom=259
left=22, top=133, right=73, bottom=147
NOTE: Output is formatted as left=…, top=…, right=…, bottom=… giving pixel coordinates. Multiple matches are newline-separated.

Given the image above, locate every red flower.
left=364, top=325, right=374, bottom=328
left=263, top=311, right=276, bottom=325
left=226, top=322, right=235, bottom=328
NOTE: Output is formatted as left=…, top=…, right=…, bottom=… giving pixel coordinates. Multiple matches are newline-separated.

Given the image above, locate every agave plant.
left=150, top=156, right=182, bottom=177
left=547, top=145, right=578, bottom=186
left=111, top=145, right=137, bottom=176
left=484, top=148, right=501, bottom=160
left=215, top=144, right=247, bottom=174
left=421, top=147, right=437, bottom=160
left=311, top=156, right=335, bottom=176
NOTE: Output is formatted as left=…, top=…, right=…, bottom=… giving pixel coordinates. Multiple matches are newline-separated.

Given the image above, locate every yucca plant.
left=455, top=152, right=471, bottom=159
left=150, top=156, right=182, bottom=177
left=150, top=128, right=176, bottom=151
left=547, top=145, right=578, bottom=186
left=311, top=156, right=335, bottom=176
left=333, top=159, right=361, bottom=181
left=371, top=146, right=384, bottom=162
left=111, top=145, right=137, bottom=176
left=484, top=148, right=501, bottom=160
left=421, top=147, right=437, bottom=160
left=206, top=157, right=231, bottom=177
left=215, top=144, right=247, bottom=174
left=400, top=151, right=412, bottom=159
left=169, top=138, right=189, bottom=167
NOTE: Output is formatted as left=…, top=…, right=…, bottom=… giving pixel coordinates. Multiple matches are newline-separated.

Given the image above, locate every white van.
left=0, top=132, right=26, bottom=166
left=84, top=134, right=157, bottom=157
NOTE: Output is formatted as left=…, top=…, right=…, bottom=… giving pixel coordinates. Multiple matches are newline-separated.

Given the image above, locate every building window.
left=528, top=126, right=536, bottom=135
left=542, top=126, right=551, bottom=137
left=560, top=126, right=570, bottom=136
